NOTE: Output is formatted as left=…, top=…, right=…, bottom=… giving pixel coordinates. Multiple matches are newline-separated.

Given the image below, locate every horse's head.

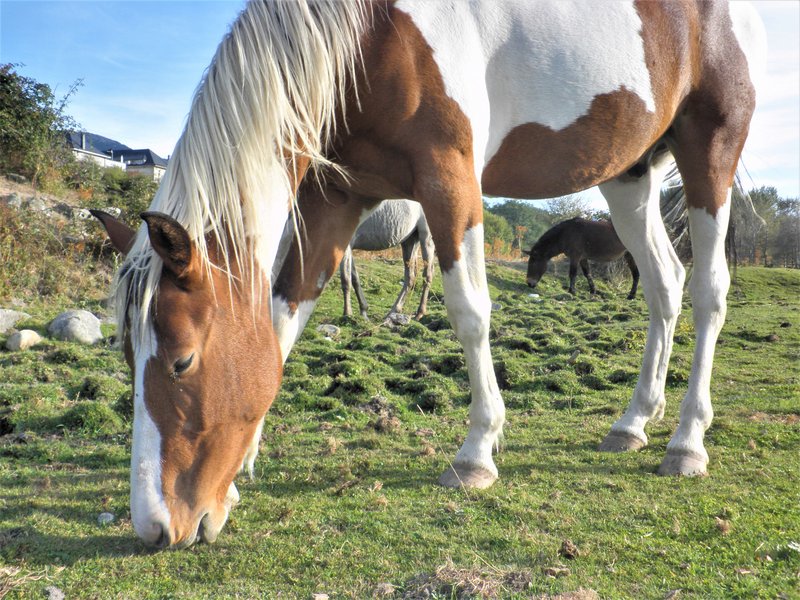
left=522, top=248, right=548, bottom=288
left=93, top=210, right=282, bottom=549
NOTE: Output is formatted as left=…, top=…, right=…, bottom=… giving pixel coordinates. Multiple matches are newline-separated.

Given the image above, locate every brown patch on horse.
left=326, top=5, right=483, bottom=271
left=141, top=221, right=282, bottom=545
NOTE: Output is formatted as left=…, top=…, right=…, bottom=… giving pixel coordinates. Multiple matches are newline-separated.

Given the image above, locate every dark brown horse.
left=523, top=217, right=639, bottom=299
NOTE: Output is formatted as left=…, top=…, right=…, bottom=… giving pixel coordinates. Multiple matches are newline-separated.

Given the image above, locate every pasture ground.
left=0, top=258, right=798, bottom=599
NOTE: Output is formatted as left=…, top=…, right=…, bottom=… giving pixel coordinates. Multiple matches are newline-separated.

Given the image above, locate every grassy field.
left=0, top=256, right=798, bottom=599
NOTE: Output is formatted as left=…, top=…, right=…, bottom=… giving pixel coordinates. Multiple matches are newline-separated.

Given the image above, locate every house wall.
left=72, top=148, right=126, bottom=171
left=126, top=165, right=166, bottom=182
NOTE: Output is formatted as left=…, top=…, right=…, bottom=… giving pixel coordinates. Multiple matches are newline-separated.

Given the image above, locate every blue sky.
left=1, top=0, right=798, bottom=202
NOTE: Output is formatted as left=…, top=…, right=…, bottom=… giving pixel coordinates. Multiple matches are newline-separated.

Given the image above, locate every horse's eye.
left=173, top=353, right=195, bottom=376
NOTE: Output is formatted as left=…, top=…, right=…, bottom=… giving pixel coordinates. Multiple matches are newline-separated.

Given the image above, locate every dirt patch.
left=748, top=412, right=799, bottom=425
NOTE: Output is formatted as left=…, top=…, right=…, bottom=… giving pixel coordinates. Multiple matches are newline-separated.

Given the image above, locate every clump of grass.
left=61, top=401, right=124, bottom=436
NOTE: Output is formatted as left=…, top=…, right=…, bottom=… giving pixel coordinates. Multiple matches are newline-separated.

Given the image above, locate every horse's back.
left=394, top=0, right=762, bottom=199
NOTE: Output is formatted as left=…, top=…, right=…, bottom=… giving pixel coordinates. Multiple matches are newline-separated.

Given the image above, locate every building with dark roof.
left=66, top=131, right=168, bottom=181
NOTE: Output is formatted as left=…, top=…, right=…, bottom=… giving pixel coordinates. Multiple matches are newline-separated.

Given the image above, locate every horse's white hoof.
left=658, top=450, right=708, bottom=476
left=438, top=463, right=497, bottom=489
left=598, top=430, right=647, bottom=452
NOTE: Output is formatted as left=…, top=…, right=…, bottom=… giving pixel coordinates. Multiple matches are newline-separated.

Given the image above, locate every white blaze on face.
left=395, top=0, right=655, bottom=172
left=129, top=325, right=171, bottom=545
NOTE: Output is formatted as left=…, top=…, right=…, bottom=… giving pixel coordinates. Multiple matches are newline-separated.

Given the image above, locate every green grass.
left=1, top=262, right=798, bottom=599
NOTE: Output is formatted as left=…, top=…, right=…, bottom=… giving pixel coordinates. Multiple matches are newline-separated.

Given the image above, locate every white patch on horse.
left=440, top=225, right=505, bottom=475
left=272, top=295, right=318, bottom=363
left=728, top=1, right=768, bottom=92
left=130, top=326, right=171, bottom=546
left=396, top=0, right=655, bottom=171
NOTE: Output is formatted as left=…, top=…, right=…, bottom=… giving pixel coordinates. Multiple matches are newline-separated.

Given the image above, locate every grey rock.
left=44, top=586, right=65, bottom=600
left=97, top=512, right=115, bottom=526
left=316, top=324, right=340, bottom=338
left=6, top=329, right=42, bottom=351
left=53, top=202, right=74, bottom=218
left=48, top=310, right=103, bottom=344
left=491, top=302, right=502, bottom=311
left=0, top=309, right=31, bottom=334
left=72, top=208, right=93, bottom=220
left=5, top=173, right=27, bottom=184
left=1, top=192, right=22, bottom=208
left=104, top=207, right=122, bottom=218
left=383, top=312, right=410, bottom=327
left=23, top=196, right=47, bottom=212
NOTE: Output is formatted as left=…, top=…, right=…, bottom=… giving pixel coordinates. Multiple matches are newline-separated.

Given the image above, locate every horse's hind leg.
left=390, top=235, right=420, bottom=314
left=415, top=223, right=435, bottom=319
left=624, top=252, right=639, bottom=299
left=350, top=254, right=370, bottom=318
left=579, top=258, right=597, bottom=294
left=598, top=154, right=684, bottom=452
left=340, top=246, right=355, bottom=317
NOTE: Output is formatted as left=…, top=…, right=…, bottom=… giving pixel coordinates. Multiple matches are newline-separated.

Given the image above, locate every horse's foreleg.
left=340, top=246, right=354, bottom=317
left=417, top=159, right=504, bottom=489
left=624, top=251, right=639, bottom=299
left=272, top=187, right=377, bottom=361
left=579, top=258, right=597, bottom=294
left=415, top=225, right=435, bottom=319
left=597, top=156, right=683, bottom=452
left=568, top=259, right=579, bottom=295
left=390, top=235, right=420, bottom=314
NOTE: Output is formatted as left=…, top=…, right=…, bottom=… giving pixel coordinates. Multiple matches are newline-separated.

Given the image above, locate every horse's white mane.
left=114, top=0, right=369, bottom=346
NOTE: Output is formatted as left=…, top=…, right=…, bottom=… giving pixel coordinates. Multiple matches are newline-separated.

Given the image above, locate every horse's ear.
left=521, top=249, right=530, bottom=256
left=141, top=212, right=197, bottom=281
left=90, top=209, right=136, bottom=255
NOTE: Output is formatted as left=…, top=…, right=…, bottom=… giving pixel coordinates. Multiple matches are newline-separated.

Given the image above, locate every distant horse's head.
left=522, top=247, right=549, bottom=288
left=93, top=210, right=282, bottom=549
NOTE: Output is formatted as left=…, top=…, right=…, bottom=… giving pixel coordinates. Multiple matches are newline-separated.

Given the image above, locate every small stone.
left=780, top=321, right=791, bottom=328
left=765, top=333, right=779, bottom=342
left=0, top=309, right=31, bottom=334
left=98, top=512, right=115, bottom=526
left=311, top=594, right=329, bottom=600
left=6, top=329, right=42, bottom=351
left=384, top=312, right=411, bottom=327
left=491, top=302, right=502, bottom=311
left=48, top=310, right=103, bottom=344
left=44, top=586, right=65, bottom=600
left=316, top=323, right=340, bottom=338
left=1, top=192, right=22, bottom=208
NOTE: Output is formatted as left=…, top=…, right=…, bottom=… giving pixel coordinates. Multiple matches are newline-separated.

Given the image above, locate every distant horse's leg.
left=568, top=258, right=579, bottom=295
left=580, top=258, right=597, bottom=294
left=624, top=252, right=639, bottom=300
left=340, top=245, right=354, bottom=317
left=415, top=223, right=435, bottom=319
left=418, top=156, right=504, bottom=489
left=598, top=154, right=683, bottom=452
left=350, top=254, right=370, bottom=319
left=273, top=187, right=378, bottom=361
left=390, top=235, right=420, bottom=314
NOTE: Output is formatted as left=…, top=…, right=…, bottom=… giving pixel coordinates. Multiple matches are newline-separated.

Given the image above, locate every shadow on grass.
left=0, top=526, right=146, bottom=565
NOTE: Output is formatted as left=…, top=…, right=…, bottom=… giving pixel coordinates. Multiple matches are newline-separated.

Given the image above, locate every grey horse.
left=342, top=199, right=435, bottom=319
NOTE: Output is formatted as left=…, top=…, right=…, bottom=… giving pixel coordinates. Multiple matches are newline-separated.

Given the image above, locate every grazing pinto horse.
left=92, top=0, right=765, bottom=548
left=341, top=199, right=434, bottom=319
left=523, top=217, right=639, bottom=299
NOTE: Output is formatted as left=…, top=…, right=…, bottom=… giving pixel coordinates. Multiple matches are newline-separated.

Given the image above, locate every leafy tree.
left=544, top=194, right=592, bottom=222
left=482, top=205, right=513, bottom=255
left=0, top=63, right=82, bottom=189
left=485, top=199, right=550, bottom=249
